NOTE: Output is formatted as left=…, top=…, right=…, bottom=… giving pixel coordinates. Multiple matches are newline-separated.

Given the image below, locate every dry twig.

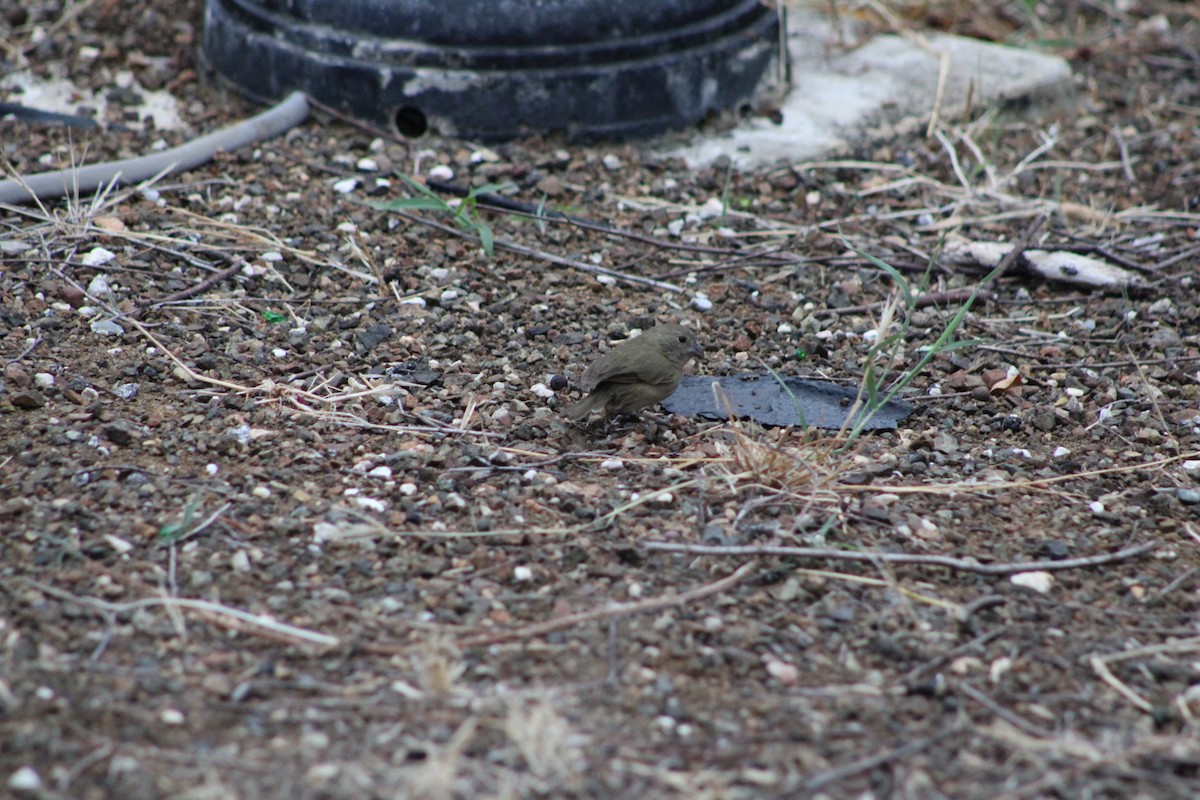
left=642, top=540, right=1157, bottom=576
left=364, top=560, right=758, bottom=655
left=22, top=580, right=340, bottom=648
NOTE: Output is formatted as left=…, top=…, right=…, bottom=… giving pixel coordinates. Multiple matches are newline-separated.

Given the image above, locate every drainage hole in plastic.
left=394, top=106, right=428, bottom=138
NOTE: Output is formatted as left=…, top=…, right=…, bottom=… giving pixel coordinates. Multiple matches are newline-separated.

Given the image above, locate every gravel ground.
left=2, top=1, right=1200, bottom=798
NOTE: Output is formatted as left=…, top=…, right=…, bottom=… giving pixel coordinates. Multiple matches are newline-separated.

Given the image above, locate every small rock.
left=8, top=766, right=42, bottom=793
left=536, top=175, right=564, bottom=196
left=159, top=708, right=185, bottom=725
left=1010, top=571, right=1055, bottom=594
left=9, top=391, right=45, bottom=410
left=82, top=248, right=116, bottom=267
left=1146, top=298, right=1173, bottom=316
left=3, top=363, right=30, bottom=386
left=104, top=422, right=136, bottom=446
left=90, top=319, right=124, bottom=336
left=1177, top=488, right=1200, bottom=505
left=764, top=658, right=799, bottom=685
left=231, top=551, right=252, bottom=572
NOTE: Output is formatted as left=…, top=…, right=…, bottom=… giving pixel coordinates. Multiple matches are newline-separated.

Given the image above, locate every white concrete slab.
left=671, top=7, right=1073, bottom=168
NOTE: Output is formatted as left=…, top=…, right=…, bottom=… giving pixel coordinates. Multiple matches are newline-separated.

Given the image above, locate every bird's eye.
left=678, top=335, right=687, bottom=343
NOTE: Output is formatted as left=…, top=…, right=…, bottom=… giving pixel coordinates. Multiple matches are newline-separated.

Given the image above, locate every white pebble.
left=513, top=565, right=533, bottom=582
left=1010, top=571, right=1055, bottom=594
left=206, top=464, right=219, bottom=476
left=231, top=550, right=252, bottom=572
left=159, top=708, right=185, bottom=725
left=602, top=154, right=622, bottom=170
left=600, top=458, right=624, bottom=471
left=530, top=383, right=555, bottom=399
left=400, top=482, right=418, bottom=495
left=1053, top=446, right=1072, bottom=458
left=251, top=485, right=271, bottom=499
left=90, top=319, right=124, bottom=336
left=1147, top=298, right=1173, bottom=316
left=336, top=221, right=357, bottom=233
left=82, top=248, right=116, bottom=268
left=428, top=164, right=454, bottom=181
left=764, top=658, right=799, bottom=685
left=352, top=495, right=387, bottom=512
left=33, top=373, right=54, bottom=388
left=332, top=178, right=358, bottom=194
left=356, top=157, right=379, bottom=172
left=8, top=766, right=43, bottom=792
left=690, top=293, right=713, bottom=312
left=367, top=465, right=393, bottom=480
left=312, top=522, right=340, bottom=544
left=105, top=534, right=134, bottom=554
left=697, top=196, right=725, bottom=219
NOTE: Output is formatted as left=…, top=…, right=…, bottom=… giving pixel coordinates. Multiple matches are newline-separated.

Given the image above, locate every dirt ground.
left=2, top=1, right=1200, bottom=798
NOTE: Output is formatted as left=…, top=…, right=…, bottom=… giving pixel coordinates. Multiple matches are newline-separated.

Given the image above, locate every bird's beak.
left=688, top=342, right=704, bottom=359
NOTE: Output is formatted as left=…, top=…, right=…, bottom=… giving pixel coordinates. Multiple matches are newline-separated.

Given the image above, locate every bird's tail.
left=563, top=393, right=602, bottom=421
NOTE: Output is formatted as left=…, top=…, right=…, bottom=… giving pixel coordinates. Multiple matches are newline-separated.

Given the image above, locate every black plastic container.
left=202, top=0, right=784, bottom=141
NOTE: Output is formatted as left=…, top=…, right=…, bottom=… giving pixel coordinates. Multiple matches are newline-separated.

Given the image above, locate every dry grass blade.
left=643, top=541, right=1158, bottom=576
left=25, top=580, right=339, bottom=648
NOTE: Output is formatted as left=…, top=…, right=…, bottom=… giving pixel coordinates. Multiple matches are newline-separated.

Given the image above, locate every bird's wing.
left=582, top=351, right=676, bottom=389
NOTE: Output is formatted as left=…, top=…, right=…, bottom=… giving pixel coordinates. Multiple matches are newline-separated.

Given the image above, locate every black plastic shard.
left=201, top=0, right=784, bottom=141
left=661, top=375, right=914, bottom=430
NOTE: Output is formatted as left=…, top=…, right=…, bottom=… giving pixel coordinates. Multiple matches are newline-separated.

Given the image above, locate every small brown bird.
left=564, top=323, right=703, bottom=421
